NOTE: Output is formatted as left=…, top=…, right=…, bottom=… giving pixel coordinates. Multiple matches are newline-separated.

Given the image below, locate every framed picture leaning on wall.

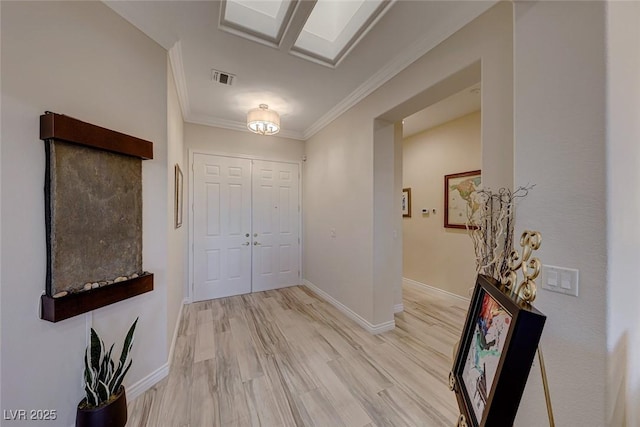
left=450, top=274, right=546, bottom=426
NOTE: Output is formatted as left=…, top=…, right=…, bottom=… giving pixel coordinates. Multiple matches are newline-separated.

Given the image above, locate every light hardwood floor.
left=127, top=282, right=470, bottom=427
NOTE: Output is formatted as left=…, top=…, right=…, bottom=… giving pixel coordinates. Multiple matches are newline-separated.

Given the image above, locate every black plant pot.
left=76, top=386, right=127, bottom=427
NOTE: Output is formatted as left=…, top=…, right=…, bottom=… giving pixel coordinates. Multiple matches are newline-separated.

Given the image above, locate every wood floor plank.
left=194, top=317, right=216, bottom=363
left=260, top=353, right=307, bottom=427
left=210, top=298, right=230, bottom=333
left=364, top=342, right=459, bottom=422
left=229, top=316, right=264, bottom=382
left=177, top=303, right=196, bottom=337
left=378, top=384, right=452, bottom=427
left=298, top=388, right=347, bottom=427
left=304, top=355, right=373, bottom=427
left=244, top=375, right=286, bottom=427
left=157, top=335, right=194, bottom=427
left=189, top=359, right=220, bottom=427
left=214, top=330, right=251, bottom=426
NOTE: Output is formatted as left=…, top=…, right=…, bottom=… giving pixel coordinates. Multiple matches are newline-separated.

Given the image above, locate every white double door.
left=192, top=153, right=300, bottom=302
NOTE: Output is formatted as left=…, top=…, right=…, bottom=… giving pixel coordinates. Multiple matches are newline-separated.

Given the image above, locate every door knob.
left=253, top=233, right=258, bottom=237
left=254, top=241, right=261, bottom=246
left=245, top=233, right=250, bottom=238
left=242, top=242, right=250, bottom=246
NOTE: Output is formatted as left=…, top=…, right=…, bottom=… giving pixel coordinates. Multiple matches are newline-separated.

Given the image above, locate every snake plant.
left=82, top=318, right=138, bottom=408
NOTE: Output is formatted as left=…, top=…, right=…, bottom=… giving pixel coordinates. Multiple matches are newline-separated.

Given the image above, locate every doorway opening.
left=401, top=84, right=481, bottom=301
left=374, top=61, right=484, bottom=316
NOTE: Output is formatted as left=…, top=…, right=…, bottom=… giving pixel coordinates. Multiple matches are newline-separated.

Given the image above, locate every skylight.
left=292, top=0, right=388, bottom=65
left=221, top=0, right=294, bottom=44
left=218, top=0, right=393, bottom=67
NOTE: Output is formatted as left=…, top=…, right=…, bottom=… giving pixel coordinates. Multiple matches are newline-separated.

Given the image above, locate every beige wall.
left=1, top=2, right=168, bottom=426
left=514, top=2, right=606, bottom=425
left=304, top=2, right=513, bottom=328
left=402, top=111, right=480, bottom=298
left=166, top=58, right=186, bottom=355
left=606, top=1, right=640, bottom=425
left=185, top=123, right=305, bottom=163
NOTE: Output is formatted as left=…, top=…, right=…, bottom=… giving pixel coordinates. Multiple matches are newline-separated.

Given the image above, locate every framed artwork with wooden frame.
left=444, top=170, right=481, bottom=229
left=450, top=274, right=546, bottom=427
left=175, top=164, right=183, bottom=229
left=402, top=188, right=412, bottom=217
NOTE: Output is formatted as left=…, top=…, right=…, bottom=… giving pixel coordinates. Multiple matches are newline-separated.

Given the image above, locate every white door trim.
left=188, top=149, right=302, bottom=303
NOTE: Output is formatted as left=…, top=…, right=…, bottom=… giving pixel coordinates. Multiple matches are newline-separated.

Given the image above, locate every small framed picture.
left=451, top=275, right=546, bottom=426
left=445, top=170, right=481, bottom=229
left=402, top=188, right=411, bottom=217
left=175, top=164, right=183, bottom=229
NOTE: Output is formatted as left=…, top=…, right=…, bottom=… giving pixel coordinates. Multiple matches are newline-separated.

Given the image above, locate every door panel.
left=193, top=154, right=252, bottom=301
left=252, top=160, right=300, bottom=292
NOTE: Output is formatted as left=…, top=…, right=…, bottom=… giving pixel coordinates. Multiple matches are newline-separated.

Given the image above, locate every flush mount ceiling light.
left=247, top=104, right=280, bottom=136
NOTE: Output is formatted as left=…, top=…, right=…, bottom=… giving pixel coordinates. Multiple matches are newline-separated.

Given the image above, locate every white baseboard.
left=302, top=279, right=395, bottom=334
left=168, top=299, right=187, bottom=366
left=402, top=277, right=470, bottom=303
left=124, top=298, right=185, bottom=404
left=125, top=362, right=169, bottom=401
left=393, top=303, right=404, bottom=313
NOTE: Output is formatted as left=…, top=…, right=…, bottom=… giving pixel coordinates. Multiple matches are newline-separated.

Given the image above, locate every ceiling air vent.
left=211, top=69, right=235, bottom=86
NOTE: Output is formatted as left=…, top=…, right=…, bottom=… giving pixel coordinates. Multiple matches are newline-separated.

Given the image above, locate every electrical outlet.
left=541, top=265, right=579, bottom=297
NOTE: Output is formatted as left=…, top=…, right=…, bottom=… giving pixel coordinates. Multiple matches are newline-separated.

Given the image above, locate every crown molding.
left=185, top=113, right=305, bottom=141
left=168, top=41, right=191, bottom=120
left=302, top=1, right=496, bottom=140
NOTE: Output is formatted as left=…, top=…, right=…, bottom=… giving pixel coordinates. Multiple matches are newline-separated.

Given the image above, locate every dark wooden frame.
left=402, top=187, right=412, bottom=218
left=40, top=112, right=153, bottom=159
left=175, top=164, right=183, bottom=229
left=40, top=112, right=154, bottom=322
left=444, top=170, right=481, bottom=229
left=451, top=275, right=546, bottom=426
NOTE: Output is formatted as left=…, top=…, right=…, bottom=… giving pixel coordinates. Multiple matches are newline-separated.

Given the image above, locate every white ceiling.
left=403, top=82, right=481, bottom=138
left=104, top=0, right=496, bottom=140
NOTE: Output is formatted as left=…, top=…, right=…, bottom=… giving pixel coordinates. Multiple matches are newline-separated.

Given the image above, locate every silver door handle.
left=253, top=241, right=261, bottom=246
left=242, top=242, right=250, bottom=246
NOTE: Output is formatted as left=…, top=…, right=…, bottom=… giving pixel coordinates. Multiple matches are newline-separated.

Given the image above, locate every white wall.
left=606, top=2, right=640, bottom=425
left=1, top=2, right=168, bottom=426
left=513, top=2, right=607, bottom=426
left=185, top=123, right=305, bottom=163
left=373, top=120, right=397, bottom=326
left=167, top=58, right=185, bottom=355
left=304, top=2, right=513, bottom=327
left=402, top=112, right=480, bottom=298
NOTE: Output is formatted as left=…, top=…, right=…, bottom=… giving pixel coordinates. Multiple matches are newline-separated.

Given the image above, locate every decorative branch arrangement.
left=466, top=185, right=535, bottom=281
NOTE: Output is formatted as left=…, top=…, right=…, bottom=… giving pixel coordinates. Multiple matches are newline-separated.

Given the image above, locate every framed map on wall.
left=445, top=170, right=481, bottom=229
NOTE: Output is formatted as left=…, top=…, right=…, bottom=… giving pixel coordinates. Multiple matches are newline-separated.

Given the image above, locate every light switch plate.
left=542, top=265, right=579, bottom=297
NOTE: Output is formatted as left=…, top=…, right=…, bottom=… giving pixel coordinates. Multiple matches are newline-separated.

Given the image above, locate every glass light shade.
left=247, top=104, right=280, bottom=136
